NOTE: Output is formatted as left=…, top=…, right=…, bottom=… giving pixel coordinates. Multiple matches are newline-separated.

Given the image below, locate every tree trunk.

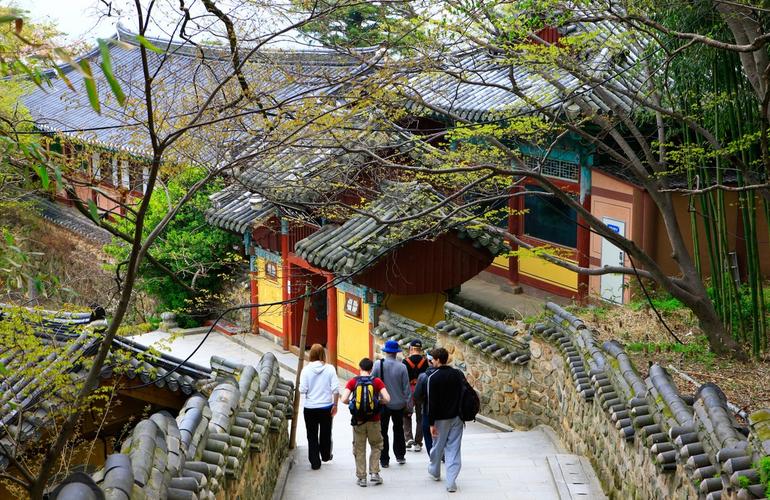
left=667, top=276, right=747, bottom=360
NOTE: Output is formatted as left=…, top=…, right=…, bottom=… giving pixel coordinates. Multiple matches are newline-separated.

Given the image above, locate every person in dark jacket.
left=426, top=347, right=466, bottom=493
left=402, top=339, right=428, bottom=452
left=412, top=350, right=437, bottom=455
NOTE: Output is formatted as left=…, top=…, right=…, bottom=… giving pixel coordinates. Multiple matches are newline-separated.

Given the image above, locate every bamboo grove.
left=661, top=3, right=770, bottom=356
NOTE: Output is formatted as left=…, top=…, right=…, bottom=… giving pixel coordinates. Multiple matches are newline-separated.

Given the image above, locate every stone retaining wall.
left=70, top=353, right=295, bottom=500
left=227, top=418, right=289, bottom=500
left=373, top=302, right=770, bottom=500
left=441, top=329, right=697, bottom=498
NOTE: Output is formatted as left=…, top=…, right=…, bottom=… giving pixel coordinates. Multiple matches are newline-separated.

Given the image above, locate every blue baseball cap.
left=382, top=340, right=401, bottom=353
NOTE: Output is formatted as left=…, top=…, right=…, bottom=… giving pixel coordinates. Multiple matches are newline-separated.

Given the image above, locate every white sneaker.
left=370, top=473, right=383, bottom=485
left=413, top=443, right=422, bottom=452
left=357, top=478, right=367, bottom=487
left=405, top=439, right=414, bottom=450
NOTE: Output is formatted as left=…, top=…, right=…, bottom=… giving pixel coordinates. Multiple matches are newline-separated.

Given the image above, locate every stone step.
left=547, top=454, right=605, bottom=499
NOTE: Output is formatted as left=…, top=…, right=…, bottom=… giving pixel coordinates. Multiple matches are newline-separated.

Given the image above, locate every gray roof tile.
left=294, top=180, right=507, bottom=275
left=23, top=24, right=373, bottom=162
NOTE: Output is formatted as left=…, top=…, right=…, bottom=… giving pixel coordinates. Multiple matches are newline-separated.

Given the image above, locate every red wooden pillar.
left=577, top=165, right=592, bottom=303
left=326, top=274, right=338, bottom=370
left=281, top=220, right=290, bottom=351
left=249, top=271, right=259, bottom=335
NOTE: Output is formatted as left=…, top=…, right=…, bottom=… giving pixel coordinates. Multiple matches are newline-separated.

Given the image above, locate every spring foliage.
left=105, top=168, right=241, bottom=325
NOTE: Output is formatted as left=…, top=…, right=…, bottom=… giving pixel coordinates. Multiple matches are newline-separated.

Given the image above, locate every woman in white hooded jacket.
left=299, top=343, right=339, bottom=469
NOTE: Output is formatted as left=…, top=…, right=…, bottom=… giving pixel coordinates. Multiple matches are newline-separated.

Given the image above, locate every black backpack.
left=459, top=377, right=481, bottom=422
left=349, top=375, right=380, bottom=424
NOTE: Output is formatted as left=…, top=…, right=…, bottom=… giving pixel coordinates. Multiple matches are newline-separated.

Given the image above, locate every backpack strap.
left=416, top=358, right=426, bottom=370
left=426, top=369, right=438, bottom=416
left=405, top=358, right=415, bottom=370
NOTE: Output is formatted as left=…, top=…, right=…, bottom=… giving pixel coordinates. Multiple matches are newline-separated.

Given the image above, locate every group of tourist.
left=298, top=339, right=468, bottom=493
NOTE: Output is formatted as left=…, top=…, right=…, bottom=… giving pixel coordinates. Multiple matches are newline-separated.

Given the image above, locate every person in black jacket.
left=426, top=347, right=465, bottom=493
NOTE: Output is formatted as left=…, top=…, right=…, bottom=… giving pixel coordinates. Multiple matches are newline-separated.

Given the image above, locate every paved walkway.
left=284, top=414, right=604, bottom=500
left=129, top=329, right=605, bottom=499
left=455, top=272, right=568, bottom=320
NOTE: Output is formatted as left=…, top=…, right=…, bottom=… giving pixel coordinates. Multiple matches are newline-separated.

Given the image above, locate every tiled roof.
left=371, top=309, right=438, bottom=351
left=436, top=302, right=531, bottom=364
left=207, top=127, right=392, bottom=233
left=205, top=185, right=275, bottom=234
left=294, top=180, right=507, bottom=275
left=22, top=24, right=372, bottom=162
left=403, top=7, right=647, bottom=123
left=0, top=303, right=95, bottom=335
left=0, top=305, right=294, bottom=499
left=0, top=306, right=212, bottom=473
left=236, top=128, right=390, bottom=204
left=80, top=352, right=293, bottom=500
left=26, top=195, right=113, bottom=244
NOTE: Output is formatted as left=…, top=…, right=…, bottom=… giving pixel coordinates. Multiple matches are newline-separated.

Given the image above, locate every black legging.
left=304, top=407, right=333, bottom=468
left=380, top=407, right=406, bottom=465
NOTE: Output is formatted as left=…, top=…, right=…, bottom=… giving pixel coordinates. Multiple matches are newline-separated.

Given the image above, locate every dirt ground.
left=568, top=304, right=770, bottom=416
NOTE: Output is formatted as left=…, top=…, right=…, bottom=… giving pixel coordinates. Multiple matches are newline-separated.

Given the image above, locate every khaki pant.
left=352, top=420, right=384, bottom=479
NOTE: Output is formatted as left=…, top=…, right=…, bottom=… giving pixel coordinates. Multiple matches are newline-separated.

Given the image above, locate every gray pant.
left=428, top=416, right=464, bottom=489
left=403, top=400, right=423, bottom=446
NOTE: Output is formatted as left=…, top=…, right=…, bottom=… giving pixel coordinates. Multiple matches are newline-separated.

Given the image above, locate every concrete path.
left=456, top=272, right=570, bottom=320
left=128, top=328, right=293, bottom=370
left=283, top=412, right=604, bottom=500
left=128, top=329, right=605, bottom=499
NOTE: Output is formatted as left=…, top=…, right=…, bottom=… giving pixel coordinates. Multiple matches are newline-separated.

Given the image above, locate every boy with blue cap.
left=371, top=339, right=411, bottom=467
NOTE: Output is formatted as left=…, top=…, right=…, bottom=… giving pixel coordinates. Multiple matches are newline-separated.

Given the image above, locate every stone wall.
left=441, top=331, right=696, bottom=499
left=226, top=418, right=289, bottom=500
left=371, top=301, right=770, bottom=500
left=70, top=353, right=295, bottom=500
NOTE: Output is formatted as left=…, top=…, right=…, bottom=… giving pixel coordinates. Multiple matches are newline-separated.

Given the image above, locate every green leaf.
left=98, top=39, right=113, bottom=75
left=54, top=166, right=63, bottom=187
left=102, top=66, right=126, bottom=106
left=98, top=39, right=126, bottom=106
left=0, top=15, right=20, bottom=23
left=54, top=65, right=75, bottom=91
left=54, top=48, right=84, bottom=76
left=135, top=35, right=163, bottom=54
left=79, top=59, right=100, bottom=114
left=87, top=199, right=99, bottom=221
left=0, top=363, right=9, bottom=376
left=35, top=165, right=50, bottom=190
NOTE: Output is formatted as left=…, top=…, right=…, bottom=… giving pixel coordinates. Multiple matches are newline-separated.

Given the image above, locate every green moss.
left=750, top=410, right=770, bottom=441
left=756, top=456, right=770, bottom=497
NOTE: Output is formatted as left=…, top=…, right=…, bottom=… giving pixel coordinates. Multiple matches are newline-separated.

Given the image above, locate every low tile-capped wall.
left=57, top=353, right=295, bottom=500
left=374, top=301, right=770, bottom=499
left=439, top=302, right=770, bottom=500
left=372, top=303, right=531, bottom=363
